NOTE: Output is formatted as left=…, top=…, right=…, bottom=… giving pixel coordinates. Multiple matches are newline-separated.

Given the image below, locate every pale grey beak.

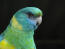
left=36, top=16, right=42, bottom=25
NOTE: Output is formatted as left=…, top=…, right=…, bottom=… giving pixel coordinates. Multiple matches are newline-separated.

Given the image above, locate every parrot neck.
left=4, top=24, right=34, bottom=39
left=3, top=24, right=35, bottom=49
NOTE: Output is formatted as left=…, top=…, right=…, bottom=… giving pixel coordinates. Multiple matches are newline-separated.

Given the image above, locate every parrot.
left=0, top=7, right=43, bottom=49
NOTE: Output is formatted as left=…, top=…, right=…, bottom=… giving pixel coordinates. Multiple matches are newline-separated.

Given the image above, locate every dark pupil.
left=27, top=12, right=34, bottom=18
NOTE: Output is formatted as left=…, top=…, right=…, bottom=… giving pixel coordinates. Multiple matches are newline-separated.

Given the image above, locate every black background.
left=0, top=0, right=65, bottom=49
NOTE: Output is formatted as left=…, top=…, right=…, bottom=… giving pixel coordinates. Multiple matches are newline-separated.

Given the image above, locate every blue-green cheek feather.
left=1, top=7, right=42, bottom=49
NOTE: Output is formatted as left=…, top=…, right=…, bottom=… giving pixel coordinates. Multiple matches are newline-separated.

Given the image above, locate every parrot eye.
left=27, top=12, right=34, bottom=18
left=26, top=12, right=40, bottom=19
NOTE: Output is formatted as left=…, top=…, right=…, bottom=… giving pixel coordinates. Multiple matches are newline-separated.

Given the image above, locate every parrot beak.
left=36, top=16, right=42, bottom=25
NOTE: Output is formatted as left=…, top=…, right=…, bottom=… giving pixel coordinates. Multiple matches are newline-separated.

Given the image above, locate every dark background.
left=0, top=0, right=65, bottom=49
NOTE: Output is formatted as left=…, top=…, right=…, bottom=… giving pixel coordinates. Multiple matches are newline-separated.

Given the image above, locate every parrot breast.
left=0, top=39, right=15, bottom=49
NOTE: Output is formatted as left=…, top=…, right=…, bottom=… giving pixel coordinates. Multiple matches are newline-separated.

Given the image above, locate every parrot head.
left=11, top=7, right=43, bottom=31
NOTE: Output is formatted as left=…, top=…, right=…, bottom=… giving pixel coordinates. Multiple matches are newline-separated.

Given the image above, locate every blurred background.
left=0, top=0, right=65, bottom=49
